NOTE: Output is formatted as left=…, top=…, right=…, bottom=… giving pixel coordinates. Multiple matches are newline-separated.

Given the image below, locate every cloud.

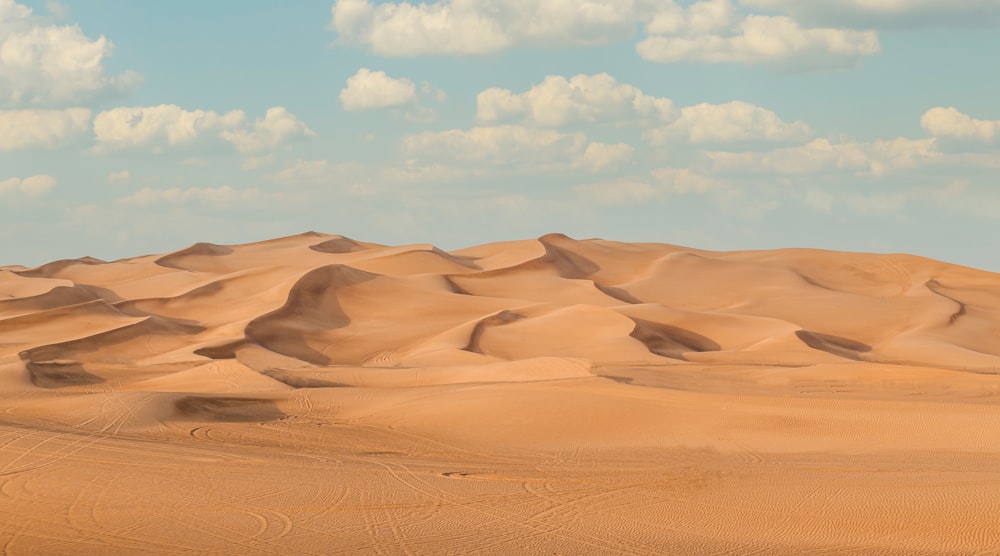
left=574, top=142, right=634, bottom=173
left=401, top=125, right=627, bottom=173
left=114, top=185, right=264, bottom=207
left=921, top=107, right=1000, bottom=142
left=220, top=106, right=314, bottom=154
left=476, top=73, right=675, bottom=126
left=638, top=2, right=879, bottom=71
left=106, top=170, right=130, bottom=185
left=0, top=0, right=139, bottom=106
left=644, top=100, right=811, bottom=144
left=738, top=0, right=1000, bottom=28
left=706, top=137, right=940, bottom=175
left=330, top=0, right=640, bottom=56
left=340, top=68, right=417, bottom=111
left=93, top=104, right=312, bottom=155
left=577, top=167, right=722, bottom=205
left=93, top=104, right=246, bottom=151
left=0, top=107, right=90, bottom=150
left=0, top=173, right=55, bottom=196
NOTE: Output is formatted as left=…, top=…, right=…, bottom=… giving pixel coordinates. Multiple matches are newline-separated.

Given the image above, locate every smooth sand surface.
left=2, top=232, right=1000, bottom=554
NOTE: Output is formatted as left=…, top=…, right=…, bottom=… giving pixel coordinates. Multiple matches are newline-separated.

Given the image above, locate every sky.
left=2, top=0, right=1000, bottom=271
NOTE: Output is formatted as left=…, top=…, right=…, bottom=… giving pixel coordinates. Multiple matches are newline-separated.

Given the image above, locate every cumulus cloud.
left=0, top=107, right=89, bottom=150
left=739, top=0, right=1000, bottom=29
left=638, top=1, right=879, bottom=71
left=0, top=173, right=55, bottom=196
left=330, top=0, right=641, bottom=56
left=573, top=142, right=634, bottom=173
left=921, top=107, right=1000, bottom=142
left=401, top=125, right=627, bottom=173
left=93, top=104, right=312, bottom=155
left=329, top=0, right=884, bottom=71
left=706, top=137, right=940, bottom=175
left=115, top=185, right=263, bottom=207
left=644, top=101, right=811, bottom=144
left=340, top=68, right=417, bottom=111
left=93, top=104, right=246, bottom=151
left=0, top=0, right=139, bottom=106
left=577, top=167, right=721, bottom=204
left=476, top=73, right=675, bottom=126
left=220, top=106, right=314, bottom=154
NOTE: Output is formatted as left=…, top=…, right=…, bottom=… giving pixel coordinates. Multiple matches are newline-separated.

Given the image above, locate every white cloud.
left=402, top=125, right=627, bottom=173
left=476, top=73, right=675, bottom=126
left=106, top=170, right=130, bottom=185
left=573, top=142, right=634, bottom=173
left=0, top=173, right=55, bottom=196
left=921, top=107, right=1000, bottom=142
left=0, top=0, right=139, bottom=105
left=220, top=106, right=314, bottom=155
left=644, top=100, right=811, bottom=144
left=577, top=167, right=722, bottom=204
left=739, top=0, right=1000, bottom=28
left=706, top=137, right=940, bottom=175
left=340, top=68, right=417, bottom=111
left=0, top=107, right=89, bottom=149
left=114, top=186, right=264, bottom=207
left=93, top=104, right=246, bottom=151
left=330, top=0, right=641, bottom=56
left=652, top=167, right=721, bottom=194
left=577, top=179, right=662, bottom=205
left=638, top=4, right=879, bottom=71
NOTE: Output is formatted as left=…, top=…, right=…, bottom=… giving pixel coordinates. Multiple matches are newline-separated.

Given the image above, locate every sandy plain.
left=1, top=232, right=999, bottom=554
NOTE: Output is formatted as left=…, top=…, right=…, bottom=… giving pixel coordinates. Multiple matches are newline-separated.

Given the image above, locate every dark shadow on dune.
left=14, top=256, right=105, bottom=279
left=194, top=340, right=246, bottom=360
left=309, top=237, right=367, bottom=254
left=173, top=396, right=285, bottom=422
left=260, top=369, right=349, bottom=389
left=244, top=264, right=379, bottom=365
left=442, top=276, right=474, bottom=295
left=24, top=360, right=104, bottom=389
left=594, top=284, right=643, bottom=304
left=795, top=330, right=871, bottom=361
left=535, top=233, right=600, bottom=278
left=22, top=317, right=205, bottom=363
left=0, top=284, right=112, bottom=314
left=630, top=318, right=721, bottom=360
left=925, top=279, right=967, bottom=325
left=155, top=242, right=234, bottom=270
left=463, top=310, right=524, bottom=354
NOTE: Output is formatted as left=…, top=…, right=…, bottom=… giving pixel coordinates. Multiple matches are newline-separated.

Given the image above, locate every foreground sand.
left=2, top=232, right=999, bottom=554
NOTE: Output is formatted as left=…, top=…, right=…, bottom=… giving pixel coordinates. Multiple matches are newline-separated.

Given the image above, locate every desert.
left=1, top=232, right=999, bottom=554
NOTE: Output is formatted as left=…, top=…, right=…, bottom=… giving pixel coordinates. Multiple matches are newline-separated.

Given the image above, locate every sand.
left=1, top=232, right=999, bottom=554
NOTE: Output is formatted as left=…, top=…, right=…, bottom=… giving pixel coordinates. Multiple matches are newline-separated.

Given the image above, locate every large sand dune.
left=2, top=232, right=999, bottom=553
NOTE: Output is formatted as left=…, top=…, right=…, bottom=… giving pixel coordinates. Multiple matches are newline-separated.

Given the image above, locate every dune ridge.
left=2, top=233, right=1000, bottom=554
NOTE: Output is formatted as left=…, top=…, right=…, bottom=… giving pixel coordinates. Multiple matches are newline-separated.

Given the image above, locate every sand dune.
left=2, top=233, right=1000, bottom=554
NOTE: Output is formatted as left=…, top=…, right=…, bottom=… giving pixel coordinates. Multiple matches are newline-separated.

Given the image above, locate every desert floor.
left=2, top=232, right=999, bottom=554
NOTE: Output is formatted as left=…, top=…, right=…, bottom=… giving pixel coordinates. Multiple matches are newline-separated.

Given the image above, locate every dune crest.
left=2, top=233, right=1000, bottom=553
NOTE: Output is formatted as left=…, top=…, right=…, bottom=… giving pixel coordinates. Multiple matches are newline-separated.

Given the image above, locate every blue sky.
left=2, top=0, right=1000, bottom=270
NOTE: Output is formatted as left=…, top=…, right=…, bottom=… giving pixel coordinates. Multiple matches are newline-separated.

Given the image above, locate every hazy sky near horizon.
left=2, top=0, right=1000, bottom=270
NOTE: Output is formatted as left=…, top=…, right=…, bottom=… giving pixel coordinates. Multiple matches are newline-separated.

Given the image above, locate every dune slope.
left=2, top=233, right=1000, bottom=554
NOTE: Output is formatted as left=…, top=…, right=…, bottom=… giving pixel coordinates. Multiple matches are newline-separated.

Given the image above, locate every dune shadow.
left=630, top=318, right=721, bottom=359
left=259, top=369, right=348, bottom=389
left=155, top=243, right=234, bottom=270
left=25, top=360, right=104, bottom=389
left=309, top=237, right=367, bottom=254
left=244, top=264, right=379, bottom=365
left=463, top=310, right=524, bottom=354
left=173, top=396, right=285, bottom=423
left=795, top=330, right=871, bottom=361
